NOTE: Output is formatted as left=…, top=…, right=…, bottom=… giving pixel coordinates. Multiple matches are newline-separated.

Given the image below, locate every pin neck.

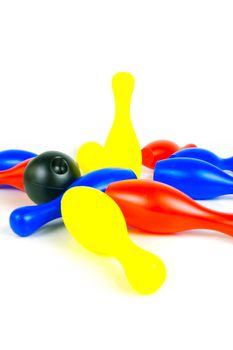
left=223, top=157, right=233, bottom=171
left=114, top=105, right=131, bottom=121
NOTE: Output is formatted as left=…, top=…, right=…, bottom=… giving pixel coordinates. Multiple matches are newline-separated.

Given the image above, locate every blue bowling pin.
left=10, top=167, right=137, bottom=237
left=0, top=150, right=36, bottom=170
left=154, top=157, right=233, bottom=200
left=170, top=147, right=233, bottom=171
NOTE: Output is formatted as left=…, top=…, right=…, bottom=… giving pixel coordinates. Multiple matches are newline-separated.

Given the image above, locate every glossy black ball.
left=24, top=151, right=81, bottom=204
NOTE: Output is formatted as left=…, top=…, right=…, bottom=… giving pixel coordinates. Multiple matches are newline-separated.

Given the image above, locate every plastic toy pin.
left=10, top=168, right=137, bottom=237
left=0, top=159, right=31, bottom=190
left=170, top=147, right=233, bottom=172
left=142, top=140, right=196, bottom=168
left=76, top=72, right=142, bottom=177
left=106, top=179, right=233, bottom=237
left=154, top=158, right=233, bottom=200
left=61, top=187, right=166, bottom=294
left=0, top=150, right=37, bottom=170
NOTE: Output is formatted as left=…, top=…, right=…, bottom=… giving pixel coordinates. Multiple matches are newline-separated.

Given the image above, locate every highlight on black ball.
left=24, top=151, right=81, bottom=204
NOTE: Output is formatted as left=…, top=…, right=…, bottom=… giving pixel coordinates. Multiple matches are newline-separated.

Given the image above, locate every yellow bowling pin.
left=76, top=142, right=104, bottom=174
left=76, top=72, right=142, bottom=177
left=61, top=186, right=166, bottom=294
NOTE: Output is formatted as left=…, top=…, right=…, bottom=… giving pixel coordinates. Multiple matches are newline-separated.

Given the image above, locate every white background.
left=0, top=1, right=233, bottom=349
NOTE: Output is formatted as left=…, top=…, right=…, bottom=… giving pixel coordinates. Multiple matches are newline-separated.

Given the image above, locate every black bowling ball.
left=24, top=151, right=81, bottom=204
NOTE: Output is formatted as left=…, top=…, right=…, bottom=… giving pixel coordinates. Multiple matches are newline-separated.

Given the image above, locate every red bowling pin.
left=106, top=179, right=233, bottom=237
left=0, top=159, right=31, bottom=191
left=142, top=140, right=196, bottom=168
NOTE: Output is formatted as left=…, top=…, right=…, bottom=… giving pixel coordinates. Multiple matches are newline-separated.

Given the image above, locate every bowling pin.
left=0, top=159, right=31, bottom=190
left=106, top=179, right=233, bottom=237
left=61, top=186, right=166, bottom=294
left=76, top=72, right=142, bottom=177
left=10, top=168, right=137, bottom=237
left=142, top=140, right=196, bottom=168
left=154, top=158, right=233, bottom=199
left=170, top=147, right=233, bottom=172
left=0, top=150, right=36, bottom=170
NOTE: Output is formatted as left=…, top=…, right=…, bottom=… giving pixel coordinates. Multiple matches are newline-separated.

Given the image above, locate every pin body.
left=106, top=179, right=233, bottom=237
left=10, top=168, right=137, bottom=237
left=154, top=158, right=233, bottom=199
left=0, top=159, right=31, bottom=190
left=76, top=72, right=142, bottom=177
left=0, top=150, right=37, bottom=170
left=142, top=140, right=196, bottom=168
left=61, top=186, right=166, bottom=294
left=171, top=147, right=233, bottom=171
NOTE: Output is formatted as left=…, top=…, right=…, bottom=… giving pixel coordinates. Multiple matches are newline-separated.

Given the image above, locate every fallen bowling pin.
left=154, top=158, right=233, bottom=200
left=141, top=140, right=196, bottom=168
left=0, top=149, right=37, bottom=170
left=61, top=186, right=166, bottom=294
left=0, top=159, right=31, bottom=190
left=10, top=168, right=137, bottom=237
left=106, top=179, right=233, bottom=237
left=170, top=147, right=233, bottom=172
left=77, top=72, right=142, bottom=177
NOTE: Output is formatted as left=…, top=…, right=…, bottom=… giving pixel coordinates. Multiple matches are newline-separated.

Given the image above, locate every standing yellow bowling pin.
left=76, top=72, right=142, bottom=177
left=104, top=72, right=142, bottom=176
left=61, top=186, right=166, bottom=294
